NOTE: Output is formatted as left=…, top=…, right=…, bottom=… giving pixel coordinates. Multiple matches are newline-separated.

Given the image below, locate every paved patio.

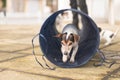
left=0, top=23, right=120, bottom=80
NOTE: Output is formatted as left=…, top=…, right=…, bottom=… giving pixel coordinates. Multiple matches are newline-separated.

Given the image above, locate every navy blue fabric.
left=39, top=9, right=100, bottom=68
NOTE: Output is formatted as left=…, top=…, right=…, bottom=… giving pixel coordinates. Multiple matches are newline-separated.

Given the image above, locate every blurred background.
left=0, top=0, right=120, bottom=25
left=0, top=0, right=120, bottom=80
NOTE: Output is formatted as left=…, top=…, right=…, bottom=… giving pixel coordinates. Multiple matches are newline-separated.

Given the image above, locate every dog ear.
left=98, top=27, right=101, bottom=32
left=73, top=34, right=80, bottom=42
left=54, top=33, right=63, bottom=38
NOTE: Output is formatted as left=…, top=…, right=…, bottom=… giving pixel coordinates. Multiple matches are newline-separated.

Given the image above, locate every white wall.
left=87, top=0, right=120, bottom=23
left=114, top=0, right=120, bottom=22
left=2, top=0, right=120, bottom=25
left=58, top=0, right=120, bottom=23
left=58, top=0, right=70, bottom=10
left=87, top=0, right=109, bottom=22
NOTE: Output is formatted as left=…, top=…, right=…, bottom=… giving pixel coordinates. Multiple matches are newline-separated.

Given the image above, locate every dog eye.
left=61, top=42, right=65, bottom=45
left=68, top=42, right=72, bottom=46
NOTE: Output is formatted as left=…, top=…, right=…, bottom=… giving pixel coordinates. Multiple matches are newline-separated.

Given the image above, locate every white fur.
left=55, top=11, right=72, bottom=32
left=69, top=42, right=79, bottom=62
left=55, top=13, right=80, bottom=63
left=100, top=28, right=119, bottom=45
left=61, top=24, right=80, bottom=63
left=61, top=40, right=79, bottom=63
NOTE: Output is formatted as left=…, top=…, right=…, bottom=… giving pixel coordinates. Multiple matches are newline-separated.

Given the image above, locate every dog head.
left=54, top=32, right=80, bottom=62
left=98, top=27, right=102, bottom=32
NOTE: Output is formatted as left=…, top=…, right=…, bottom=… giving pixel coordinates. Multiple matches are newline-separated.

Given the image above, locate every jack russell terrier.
left=55, top=24, right=80, bottom=63
left=98, top=27, right=119, bottom=46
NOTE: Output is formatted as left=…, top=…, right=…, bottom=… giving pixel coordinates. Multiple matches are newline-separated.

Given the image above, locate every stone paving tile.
left=0, top=44, right=32, bottom=52
left=0, top=55, right=119, bottom=80
left=0, top=70, right=58, bottom=80
left=0, top=24, right=120, bottom=80
left=0, top=44, right=42, bottom=56
left=0, top=52, right=27, bottom=62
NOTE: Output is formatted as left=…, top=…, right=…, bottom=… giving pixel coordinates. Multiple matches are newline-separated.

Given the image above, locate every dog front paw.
left=70, top=58, right=75, bottom=63
left=62, top=55, right=68, bottom=63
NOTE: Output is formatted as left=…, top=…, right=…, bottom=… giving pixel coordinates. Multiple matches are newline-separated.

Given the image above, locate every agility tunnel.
left=39, top=9, right=100, bottom=68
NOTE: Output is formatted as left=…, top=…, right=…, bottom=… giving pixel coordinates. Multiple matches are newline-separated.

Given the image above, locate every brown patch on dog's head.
left=73, top=34, right=80, bottom=42
left=61, top=40, right=73, bottom=46
left=54, top=33, right=80, bottom=43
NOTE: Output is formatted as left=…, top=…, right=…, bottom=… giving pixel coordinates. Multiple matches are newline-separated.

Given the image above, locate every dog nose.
left=64, top=52, right=68, bottom=55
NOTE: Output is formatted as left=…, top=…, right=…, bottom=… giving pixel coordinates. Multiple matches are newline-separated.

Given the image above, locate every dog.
left=55, top=24, right=80, bottom=63
left=55, top=11, right=72, bottom=32
left=98, top=27, right=119, bottom=46
left=55, top=12, right=69, bottom=27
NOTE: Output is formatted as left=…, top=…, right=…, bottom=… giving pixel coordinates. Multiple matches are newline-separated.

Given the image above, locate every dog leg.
left=105, top=38, right=111, bottom=45
left=70, top=45, right=78, bottom=63
left=62, top=55, right=68, bottom=63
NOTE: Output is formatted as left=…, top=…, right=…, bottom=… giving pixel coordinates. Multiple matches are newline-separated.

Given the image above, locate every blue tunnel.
left=39, top=9, right=100, bottom=68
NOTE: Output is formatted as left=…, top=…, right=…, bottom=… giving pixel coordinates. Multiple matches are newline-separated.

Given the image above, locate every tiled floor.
left=0, top=24, right=120, bottom=80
